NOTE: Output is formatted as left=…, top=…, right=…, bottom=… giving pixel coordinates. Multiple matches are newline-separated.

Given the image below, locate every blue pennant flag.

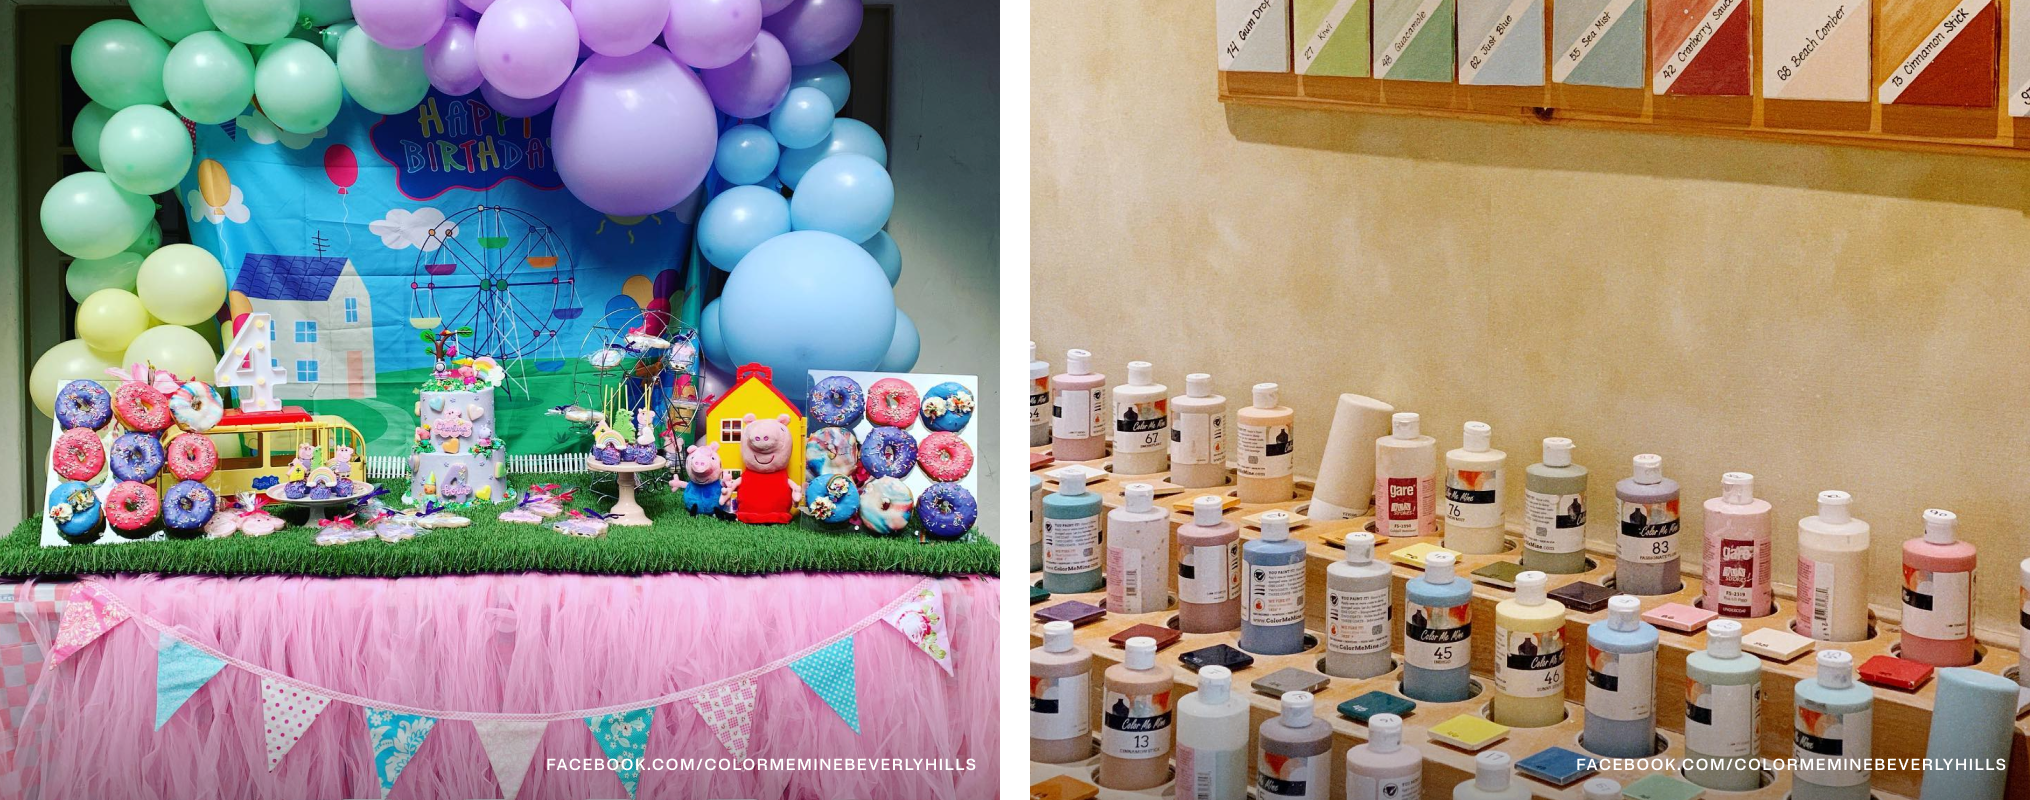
left=155, top=634, right=227, bottom=729
left=585, top=707, right=655, bottom=799
left=365, top=708, right=438, bottom=799
left=789, top=637, right=860, bottom=733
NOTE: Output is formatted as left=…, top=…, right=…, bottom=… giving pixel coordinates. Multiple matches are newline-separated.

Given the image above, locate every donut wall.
left=804, top=370, right=980, bottom=540
left=40, top=374, right=233, bottom=547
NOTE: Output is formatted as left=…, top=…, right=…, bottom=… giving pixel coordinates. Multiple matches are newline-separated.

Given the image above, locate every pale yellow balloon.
left=136, top=243, right=227, bottom=324
left=123, top=324, right=218, bottom=383
left=28, top=339, right=123, bottom=418
left=77, top=288, right=153, bottom=352
left=621, top=274, right=653, bottom=308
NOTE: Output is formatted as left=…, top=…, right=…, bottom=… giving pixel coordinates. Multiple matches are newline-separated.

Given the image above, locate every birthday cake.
left=411, top=386, right=507, bottom=504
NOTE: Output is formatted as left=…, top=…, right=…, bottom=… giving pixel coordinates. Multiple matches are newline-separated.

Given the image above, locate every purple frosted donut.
left=865, top=378, right=920, bottom=427
left=109, top=432, right=165, bottom=483
left=52, top=428, right=107, bottom=481
left=162, top=480, right=216, bottom=535
left=859, top=426, right=918, bottom=479
left=105, top=480, right=159, bottom=535
left=808, top=375, right=866, bottom=428
left=918, top=431, right=974, bottom=481
left=917, top=482, right=978, bottom=538
left=55, top=380, right=112, bottom=431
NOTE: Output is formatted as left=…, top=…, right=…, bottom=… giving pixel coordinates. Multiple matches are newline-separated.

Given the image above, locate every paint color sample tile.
left=1031, top=776, right=1101, bottom=800
left=1388, top=542, right=1461, bottom=568
left=1296, top=0, right=1373, bottom=76
left=1554, top=0, right=1646, bottom=87
left=1427, top=714, right=1510, bottom=751
left=1739, top=627, right=1815, bottom=661
left=1171, top=492, right=1239, bottom=512
left=1243, top=509, right=1310, bottom=529
left=1046, top=465, right=1108, bottom=484
left=1516, top=746, right=1600, bottom=787
left=1221, top=0, right=1294, bottom=73
left=2010, top=0, right=2030, bottom=114
left=1642, top=602, right=1716, bottom=632
left=1649, top=0, right=1749, bottom=95
left=1458, top=0, right=1546, bottom=85
left=1621, top=774, right=1707, bottom=800
left=1877, top=0, right=1998, bottom=106
left=1763, top=0, right=1870, bottom=101
left=1374, top=0, right=1458, bottom=81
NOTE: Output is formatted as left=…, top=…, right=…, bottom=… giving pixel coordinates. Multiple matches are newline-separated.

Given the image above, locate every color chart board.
left=1552, top=0, right=1646, bottom=88
left=1220, top=0, right=1292, bottom=73
left=1762, top=1, right=1871, bottom=102
left=1877, top=0, right=1998, bottom=107
left=1649, top=0, right=1750, bottom=96
left=2015, top=1, right=2030, bottom=114
left=1457, top=0, right=1545, bottom=86
left=1373, top=0, right=1457, bottom=82
left=1295, top=0, right=1371, bottom=77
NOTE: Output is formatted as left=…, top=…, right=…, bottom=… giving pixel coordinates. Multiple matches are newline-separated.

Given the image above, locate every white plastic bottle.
left=1443, top=421, right=1506, bottom=554
left=1452, top=751, right=1530, bottom=800
left=1324, top=531, right=1394, bottom=679
left=1112, top=361, right=1170, bottom=476
left=1169, top=373, right=1229, bottom=489
left=1029, top=342, right=1051, bottom=446
left=1106, top=483, right=1171, bottom=615
left=1374, top=412, right=1438, bottom=538
left=1795, top=491, right=1870, bottom=642
left=1176, top=666, right=1250, bottom=800
left=1345, top=713, right=1422, bottom=800
left=1580, top=778, right=1621, bottom=800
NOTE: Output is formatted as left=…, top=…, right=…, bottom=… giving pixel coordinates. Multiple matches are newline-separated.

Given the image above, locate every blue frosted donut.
left=47, top=481, right=103, bottom=543
left=109, top=432, right=165, bottom=482
left=806, top=426, right=860, bottom=476
left=55, top=380, right=112, bottom=431
left=803, top=473, right=862, bottom=524
left=808, top=375, right=866, bottom=428
left=859, top=426, right=918, bottom=479
left=162, top=480, right=216, bottom=534
left=919, top=382, right=975, bottom=432
left=917, top=482, right=978, bottom=539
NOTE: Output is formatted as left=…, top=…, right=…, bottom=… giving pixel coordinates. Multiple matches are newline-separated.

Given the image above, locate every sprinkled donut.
left=110, top=432, right=165, bottom=483
left=52, top=428, right=107, bottom=481
left=865, top=378, right=920, bottom=427
left=808, top=375, right=866, bottom=428
left=917, top=482, right=978, bottom=539
left=805, top=426, right=861, bottom=476
left=54, top=380, right=112, bottom=431
left=858, top=476, right=915, bottom=535
left=105, top=480, right=160, bottom=535
left=859, top=426, right=918, bottom=479
left=170, top=380, right=225, bottom=432
left=165, top=434, right=218, bottom=481
left=803, top=473, right=862, bottom=525
left=917, top=431, right=974, bottom=481
left=162, top=480, right=216, bottom=536
left=48, top=481, right=103, bottom=543
left=113, top=383, right=173, bottom=433
left=919, top=382, right=975, bottom=432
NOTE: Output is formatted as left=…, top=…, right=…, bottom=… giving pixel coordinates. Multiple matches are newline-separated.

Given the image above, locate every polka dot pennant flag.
left=261, top=677, right=333, bottom=771
left=788, top=636, right=860, bottom=734
left=154, top=633, right=227, bottom=730
left=692, top=677, right=758, bottom=760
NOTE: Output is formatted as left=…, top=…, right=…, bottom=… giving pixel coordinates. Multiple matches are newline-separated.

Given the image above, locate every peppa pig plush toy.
left=731, top=413, right=801, bottom=524
left=672, top=443, right=731, bottom=518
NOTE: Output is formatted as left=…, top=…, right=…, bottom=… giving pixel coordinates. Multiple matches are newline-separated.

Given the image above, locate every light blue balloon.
left=876, top=309, right=918, bottom=372
left=720, top=230, right=895, bottom=400
left=767, top=86, right=834, bottom=150
left=700, top=299, right=732, bottom=368
left=698, top=185, right=792, bottom=271
left=713, top=124, right=780, bottom=186
left=788, top=153, right=892, bottom=243
left=858, top=229, right=900, bottom=286
left=788, top=60, right=849, bottom=110
left=775, top=117, right=885, bottom=189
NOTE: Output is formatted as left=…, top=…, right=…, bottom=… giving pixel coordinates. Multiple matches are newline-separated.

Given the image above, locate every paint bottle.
left=1452, top=751, right=1530, bottom=800
left=1402, top=551, right=1473, bottom=702
left=1683, top=620, right=1762, bottom=792
left=1029, top=620, right=1093, bottom=763
left=1492, top=570, right=1569, bottom=728
left=1583, top=595, right=1658, bottom=757
left=1443, top=421, right=1506, bottom=554
left=1169, top=373, right=1230, bottom=489
left=1235, top=383, right=1295, bottom=503
left=1176, top=494, right=1242, bottom=633
left=2020, top=558, right=2029, bottom=690
left=1030, top=342, right=1052, bottom=447
left=1580, top=778, right=1621, bottom=800
left=1899, top=508, right=1977, bottom=667
left=1177, top=665, right=1251, bottom=800
left=1792, top=650, right=1872, bottom=800
left=1029, top=475, right=1044, bottom=573
left=1325, top=531, right=1394, bottom=679
left=1344, top=713, right=1422, bottom=800
left=1521, top=437, right=1589, bottom=574
left=1614, top=454, right=1682, bottom=596
left=1106, top=483, right=1170, bottom=615
left=1098, top=636, right=1175, bottom=791
left=1050, top=349, right=1107, bottom=462
left=1112, top=361, right=1170, bottom=476
left=1701, top=472, right=1773, bottom=617
left=1374, top=412, right=1438, bottom=538
left=1041, top=470, right=1103, bottom=594
left=1257, top=691, right=1332, bottom=800
left=1795, top=491, right=1871, bottom=642
left=1239, top=510, right=1307, bottom=655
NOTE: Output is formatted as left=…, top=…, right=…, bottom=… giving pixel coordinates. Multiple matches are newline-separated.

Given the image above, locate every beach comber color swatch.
left=1374, top=0, right=1458, bottom=81
left=1296, top=0, right=1373, bottom=76
left=2013, top=0, right=2030, bottom=114
left=1220, top=0, right=1294, bottom=72
left=1553, top=0, right=1646, bottom=88
left=1877, top=0, right=1998, bottom=106
left=1458, top=0, right=1546, bottom=85
left=1763, top=1, right=1871, bottom=101
left=1650, top=0, right=1751, bottom=95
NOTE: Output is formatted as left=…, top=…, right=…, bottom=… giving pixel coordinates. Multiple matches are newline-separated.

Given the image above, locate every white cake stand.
left=264, top=483, right=378, bottom=526
left=585, top=456, right=667, bottom=526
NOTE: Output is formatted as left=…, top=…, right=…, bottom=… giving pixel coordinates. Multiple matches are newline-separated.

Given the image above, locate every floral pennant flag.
left=154, top=634, right=227, bottom=729
left=471, top=719, right=549, bottom=800
left=789, top=637, right=860, bottom=734
left=882, top=585, right=953, bottom=676
left=261, top=677, right=333, bottom=771
left=48, top=582, right=129, bottom=665
left=692, top=677, right=758, bottom=759
left=366, top=708, right=438, bottom=799
left=585, top=707, right=654, bottom=799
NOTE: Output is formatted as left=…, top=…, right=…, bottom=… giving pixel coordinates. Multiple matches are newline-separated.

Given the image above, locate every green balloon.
left=71, top=102, right=115, bottom=171
left=99, top=105, right=194, bottom=195
left=205, top=0, right=303, bottom=45
left=131, top=0, right=218, bottom=42
left=254, top=39, right=343, bottom=134
left=40, top=172, right=154, bottom=260
left=126, top=220, right=165, bottom=255
left=321, top=22, right=356, bottom=60
left=71, top=20, right=170, bottom=109
left=300, top=0, right=353, bottom=26
left=338, top=28, right=428, bottom=115
left=65, top=252, right=146, bottom=303
left=164, top=32, right=256, bottom=124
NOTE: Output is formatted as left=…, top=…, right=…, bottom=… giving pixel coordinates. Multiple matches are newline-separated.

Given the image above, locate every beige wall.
left=1032, top=0, right=2030, bottom=641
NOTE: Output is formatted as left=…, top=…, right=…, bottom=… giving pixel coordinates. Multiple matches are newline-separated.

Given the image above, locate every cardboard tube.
left=1919, top=668, right=2018, bottom=800
left=1309, top=394, right=1393, bottom=520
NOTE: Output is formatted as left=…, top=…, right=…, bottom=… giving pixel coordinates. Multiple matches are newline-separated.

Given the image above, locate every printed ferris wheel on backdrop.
left=409, top=205, right=583, bottom=390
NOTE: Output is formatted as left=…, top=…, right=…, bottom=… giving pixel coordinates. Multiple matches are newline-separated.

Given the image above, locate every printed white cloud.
left=186, top=184, right=250, bottom=225
left=236, top=111, right=327, bottom=150
left=369, top=207, right=459, bottom=252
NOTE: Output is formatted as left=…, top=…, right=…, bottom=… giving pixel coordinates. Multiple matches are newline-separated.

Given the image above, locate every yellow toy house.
left=703, top=363, right=806, bottom=483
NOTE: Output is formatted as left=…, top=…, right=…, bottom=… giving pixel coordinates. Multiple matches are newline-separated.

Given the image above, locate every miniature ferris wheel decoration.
left=408, top=205, right=584, bottom=368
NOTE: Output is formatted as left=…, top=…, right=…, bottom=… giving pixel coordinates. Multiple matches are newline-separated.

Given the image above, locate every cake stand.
left=585, top=456, right=667, bottom=526
left=264, top=483, right=378, bottom=526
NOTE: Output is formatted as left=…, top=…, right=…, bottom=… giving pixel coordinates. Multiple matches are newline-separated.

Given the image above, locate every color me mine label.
left=1685, top=679, right=1757, bottom=757
left=1259, top=750, right=1329, bottom=800
left=1585, top=645, right=1654, bottom=721
left=1795, top=701, right=1870, bottom=786
left=1101, top=688, right=1173, bottom=759
left=1244, top=562, right=1306, bottom=626
left=1114, top=398, right=1168, bottom=453
left=1494, top=627, right=1565, bottom=698
left=1445, top=467, right=1502, bottom=528
left=1405, top=602, right=1470, bottom=670
left=1901, top=565, right=1971, bottom=639
left=1524, top=490, right=1586, bottom=554
left=1617, top=498, right=1680, bottom=564
left=1030, top=673, right=1089, bottom=740
left=1028, top=377, right=1048, bottom=426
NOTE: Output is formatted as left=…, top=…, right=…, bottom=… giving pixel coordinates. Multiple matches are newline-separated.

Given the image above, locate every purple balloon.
left=475, top=0, right=580, bottom=99
left=761, top=0, right=861, bottom=66
left=355, top=0, right=451, bottom=50
left=698, top=30, right=790, bottom=119
left=553, top=47, right=718, bottom=215
left=426, top=17, right=484, bottom=95
left=462, top=0, right=496, bottom=12
left=760, top=0, right=794, bottom=14
left=481, top=80, right=561, bottom=116
left=575, top=0, right=668, bottom=57
left=665, top=0, right=762, bottom=69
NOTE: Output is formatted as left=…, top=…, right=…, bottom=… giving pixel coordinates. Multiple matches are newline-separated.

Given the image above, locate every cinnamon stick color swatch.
left=1877, top=0, right=1998, bottom=107
left=1649, top=0, right=1750, bottom=95
left=1762, top=0, right=1870, bottom=101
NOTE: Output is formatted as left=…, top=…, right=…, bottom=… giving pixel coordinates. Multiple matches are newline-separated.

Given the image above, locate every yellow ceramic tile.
left=1388, top=542, right=1461, bottom=569
left=1426, top=714, right=1510, bottom=751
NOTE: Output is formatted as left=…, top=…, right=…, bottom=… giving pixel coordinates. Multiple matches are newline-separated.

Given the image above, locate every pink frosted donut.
left=866, top=378, right=921, bottom=427
left=113, top=383, right=173, bottom=433
left=105, top=480, right=160, bottom=532
left=918, top=431, right=974, bottom=481
left=165, top=434, right=218, bottom=481
left=52, top=428, right=106, bottom=481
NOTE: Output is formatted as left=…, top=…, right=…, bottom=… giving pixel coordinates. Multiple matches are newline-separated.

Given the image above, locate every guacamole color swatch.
left=1374, top=0, right=1458, bottom=81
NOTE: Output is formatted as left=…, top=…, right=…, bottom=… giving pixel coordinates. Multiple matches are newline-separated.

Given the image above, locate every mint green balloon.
left=300, top=0, right=355, bottom=26
left=205, top=0, right=303, bottom=45
left=337, top=28, right=428, bottom=115
left=71, top=20, right=170, bottom=109
left=165, top=32, right=256, bottom=124
left=321, top=22, right=357, bottom=59
left=40, top=172, right=154, bottom=260
left=254, top=39, right=343, bottom=133
left=132, top=0, right=218, bottom=42
left=100, top=105, right=194, bottom=195
left=65, top=252, right=146, bottom=303
left=126, top=220, right=165, bottom=255
left=71, top=102, right=115, bottom=171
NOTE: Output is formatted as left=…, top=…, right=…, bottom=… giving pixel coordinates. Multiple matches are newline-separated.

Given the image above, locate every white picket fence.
left=364, top=453, right=597, bottom=480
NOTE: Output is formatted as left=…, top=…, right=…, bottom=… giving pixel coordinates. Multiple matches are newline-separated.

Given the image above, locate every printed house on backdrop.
left=703, top=363, right=806, bottom=483
left=233, top=253, right=377, bottom=399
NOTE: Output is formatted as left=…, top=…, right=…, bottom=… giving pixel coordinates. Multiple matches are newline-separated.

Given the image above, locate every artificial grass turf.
left=0, top=474, right=998, bottom=580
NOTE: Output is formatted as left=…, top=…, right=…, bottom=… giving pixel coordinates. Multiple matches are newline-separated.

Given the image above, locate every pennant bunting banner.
left=883, top=585, right=954, bottom=676
left=472, top=719, right=549, bottom=800
left=586, top=707, right=656, bottom=799
left=692, top=678, right=758, bottom=760
left=790, top=637, right=861, bottom=734
left=261, top=677, right=334, bottom=771
left=365, top=708, right=438, bottom=799
left=154, top=634, right=228, bottom=729
left=48, top=582, right=129, bottom=665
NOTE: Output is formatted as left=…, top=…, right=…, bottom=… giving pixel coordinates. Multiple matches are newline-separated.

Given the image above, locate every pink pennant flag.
left=882, top=585, right=953, bottom=676
left=48, top=583, right=129, bottom=665
left=261, top=678, right=333, bottom=771
left=691, top=678, right=757, bottom=760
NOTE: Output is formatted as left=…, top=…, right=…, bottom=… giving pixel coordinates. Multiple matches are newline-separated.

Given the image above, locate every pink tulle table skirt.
left=25, top=572, right=999, bottom=799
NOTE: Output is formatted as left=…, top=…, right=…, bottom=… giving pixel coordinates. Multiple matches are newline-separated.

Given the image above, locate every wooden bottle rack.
left=1029, top=447, right=2030, bottom=799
